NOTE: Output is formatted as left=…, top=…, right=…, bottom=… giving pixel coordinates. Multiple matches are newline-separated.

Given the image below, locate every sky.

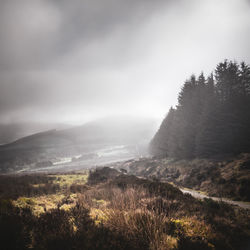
left=0, top=0, right=250, bottom=125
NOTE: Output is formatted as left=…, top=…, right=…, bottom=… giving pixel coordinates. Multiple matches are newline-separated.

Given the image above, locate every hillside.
left=145, top=60, right=250, bottom=202
left=1, top=117, right=155, bottom=149
left=0, top=169, right=249, bottom=250
left=112, top=153, right=250, bottom=202
left=0, top=122, right=71, bottom=145
left=0, top=117, right=156, bottom=173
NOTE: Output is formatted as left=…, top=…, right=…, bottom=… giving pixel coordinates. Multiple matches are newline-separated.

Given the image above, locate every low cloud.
left=0, top=0, right=250, bottom=124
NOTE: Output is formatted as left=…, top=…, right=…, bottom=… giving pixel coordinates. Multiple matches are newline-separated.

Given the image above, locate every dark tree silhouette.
left=150, top=60, right=250, bottom=158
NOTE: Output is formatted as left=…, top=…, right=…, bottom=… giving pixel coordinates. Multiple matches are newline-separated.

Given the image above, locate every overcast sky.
left=0, top=0, right=250, bottom=125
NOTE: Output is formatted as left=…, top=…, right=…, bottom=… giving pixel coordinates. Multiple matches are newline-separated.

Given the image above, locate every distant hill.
left=2, top=116, right=156, bottom=150
left=60, top=116, right=157, bottom=146
left=0, top=122, right=71, bottom=145
left=0, top=116, right=157, bottom=172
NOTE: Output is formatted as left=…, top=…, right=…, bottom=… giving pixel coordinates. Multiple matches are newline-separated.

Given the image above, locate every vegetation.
left=0, top=169, right=249, bottom=250
left=0, top=117, right=154, bottom=174
left=0, top=173, right=88, bottom=215
left=1, top=59, right=250, bottom=249
left=150, top=60, right=250, bottom=159
left=126, top=153, right=250, bottom=201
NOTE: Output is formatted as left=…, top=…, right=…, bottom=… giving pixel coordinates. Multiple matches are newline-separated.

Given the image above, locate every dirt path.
left=180, top=188, right=250, bottom=210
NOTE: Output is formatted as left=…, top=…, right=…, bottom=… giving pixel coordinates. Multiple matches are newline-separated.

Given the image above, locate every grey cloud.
left=0, top=0, right=169, bottom=71
left=0, top=0, right=250, bottom=125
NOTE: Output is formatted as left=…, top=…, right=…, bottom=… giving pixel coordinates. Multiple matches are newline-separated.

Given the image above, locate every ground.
left=0, top=167, right=249, bottom=250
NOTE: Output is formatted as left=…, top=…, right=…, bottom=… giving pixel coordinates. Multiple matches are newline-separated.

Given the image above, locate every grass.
left=0, top=168, right=249, bottom=249
left=51, top=173, right=88, bottom=187
left=127, top=153, right=250, bottom=201
left=13, top=194, right=66, bottom=215
left=1, top=172, right=88, bottom=216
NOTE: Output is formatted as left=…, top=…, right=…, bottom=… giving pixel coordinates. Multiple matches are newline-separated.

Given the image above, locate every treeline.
left=150, top=60, right=250, bottom=158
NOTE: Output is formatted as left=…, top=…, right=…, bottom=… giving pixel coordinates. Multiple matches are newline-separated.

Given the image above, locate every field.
left=0, top=168, right=250, bottom=250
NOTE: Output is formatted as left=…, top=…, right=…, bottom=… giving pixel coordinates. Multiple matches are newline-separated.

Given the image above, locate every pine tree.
left=150, top=107, right=176, bottom=157
left=150, top=60, right=250, bottom=159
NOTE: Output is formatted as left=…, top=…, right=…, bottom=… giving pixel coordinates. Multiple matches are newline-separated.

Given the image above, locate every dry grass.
left=75, top=184, right=179, bottom=249
left=1, top=170, right=250, bottom=249
left=51, top=173, right=88, bottom=187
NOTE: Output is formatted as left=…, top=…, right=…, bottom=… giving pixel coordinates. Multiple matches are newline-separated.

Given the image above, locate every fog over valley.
left=1, top=0, right=250, bottom=171
left=1, top=2, right=250, bottom=249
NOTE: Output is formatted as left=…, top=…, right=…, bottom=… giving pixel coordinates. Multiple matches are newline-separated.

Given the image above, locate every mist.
left=0, top=0, right=250, bottom=125
left=1, top=2, right=250, bottom=248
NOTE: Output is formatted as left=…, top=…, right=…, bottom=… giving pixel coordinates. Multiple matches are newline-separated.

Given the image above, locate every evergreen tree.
left=150, top=60, right=250, bottom=159
left=150, top=107, right=176, bottom=157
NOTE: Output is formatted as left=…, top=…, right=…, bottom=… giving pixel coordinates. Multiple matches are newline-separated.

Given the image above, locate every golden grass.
left=12, top=173, right=88, bottom=215
left=171, top=216, right=215, bottom=239
left=6, top=171, right=250, bottom=249
left=51, top=173, right=88, bottom=187
left=13, top=194, right=65, bottom=215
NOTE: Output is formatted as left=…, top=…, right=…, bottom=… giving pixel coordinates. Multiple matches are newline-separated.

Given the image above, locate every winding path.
left=180, top=188, right=250, bottom=210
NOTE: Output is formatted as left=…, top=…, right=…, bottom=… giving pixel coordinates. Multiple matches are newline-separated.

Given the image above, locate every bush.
left=0, top=200, right=34, bottom=250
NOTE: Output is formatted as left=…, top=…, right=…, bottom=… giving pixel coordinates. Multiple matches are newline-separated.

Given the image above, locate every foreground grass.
left=0, top=172, right=88, bottom=215
left=0, top=168, right=249, bottom=250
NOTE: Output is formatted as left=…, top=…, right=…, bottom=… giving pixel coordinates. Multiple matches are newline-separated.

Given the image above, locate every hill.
left=113, top=153, right=250, bottom=202
left=2, top=116, right=155, bottom=150
left=0, top=122, right=71, bottom=145
left=0, top=116, right=156, bottom=173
